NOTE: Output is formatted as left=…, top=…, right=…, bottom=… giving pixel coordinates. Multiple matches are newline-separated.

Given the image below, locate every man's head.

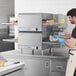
left=67, top=8, right=76, bottom=24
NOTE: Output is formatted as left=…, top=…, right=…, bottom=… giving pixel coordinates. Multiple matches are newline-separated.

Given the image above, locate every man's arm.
left=64, top=38, right=76, bottom=48
left=61, top=34, right=71, bottom=39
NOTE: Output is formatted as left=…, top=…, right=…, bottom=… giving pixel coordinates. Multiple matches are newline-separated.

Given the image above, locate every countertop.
left=0, top=62, right=24, bottom=75
left=0, top=50, right=69, bottom=60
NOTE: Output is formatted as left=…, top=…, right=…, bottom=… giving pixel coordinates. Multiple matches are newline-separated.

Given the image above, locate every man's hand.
left=61, top=34, right=71, bottom=39
left=64, top=38, right=76, bottom=48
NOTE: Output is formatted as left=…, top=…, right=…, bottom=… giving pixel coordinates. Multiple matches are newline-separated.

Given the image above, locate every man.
left=61, top=8, right=76, bottom=76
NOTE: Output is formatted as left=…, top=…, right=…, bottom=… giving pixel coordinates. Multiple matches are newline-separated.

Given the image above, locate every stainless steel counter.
left=0, top=62, right=24, bottom=76
left=0, top=50, right=69, bottom=61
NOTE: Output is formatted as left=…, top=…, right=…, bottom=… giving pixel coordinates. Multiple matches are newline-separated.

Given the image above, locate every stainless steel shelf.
left=2, top=38, right=15, bottom=42
left=42, top=41, right=65, bottom=48
left=42, top=41, right=59, bottom=44
left=1, top=23, right=14, bottom=25
left=42, top=23, right=60, bottom=26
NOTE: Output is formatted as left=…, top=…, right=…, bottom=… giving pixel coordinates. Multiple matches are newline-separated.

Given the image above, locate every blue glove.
left=52, top=35, right=60, bottom=38
left=58, top=38, right=64, bottom=43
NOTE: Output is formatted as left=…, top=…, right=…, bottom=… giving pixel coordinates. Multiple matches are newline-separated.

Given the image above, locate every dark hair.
left=67, top=8, right=76, bottom=17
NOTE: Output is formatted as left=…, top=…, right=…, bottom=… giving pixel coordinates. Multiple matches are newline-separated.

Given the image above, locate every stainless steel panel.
left=0, top=25, right=9, bottom=39
left=52, top=47, right=69, bottom=57
left=51, top=60, right=67, bottom=72
left=42, top=13, right=53, bottom=19
left=18, top=13, right=42, bottom=31
left=18, top=33, right=42, bottom=50
left=51, top=72, right=65, bottom=76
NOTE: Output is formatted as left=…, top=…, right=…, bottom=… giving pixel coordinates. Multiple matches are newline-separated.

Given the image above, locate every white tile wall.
left=15, top=0, right=76, bottom=17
